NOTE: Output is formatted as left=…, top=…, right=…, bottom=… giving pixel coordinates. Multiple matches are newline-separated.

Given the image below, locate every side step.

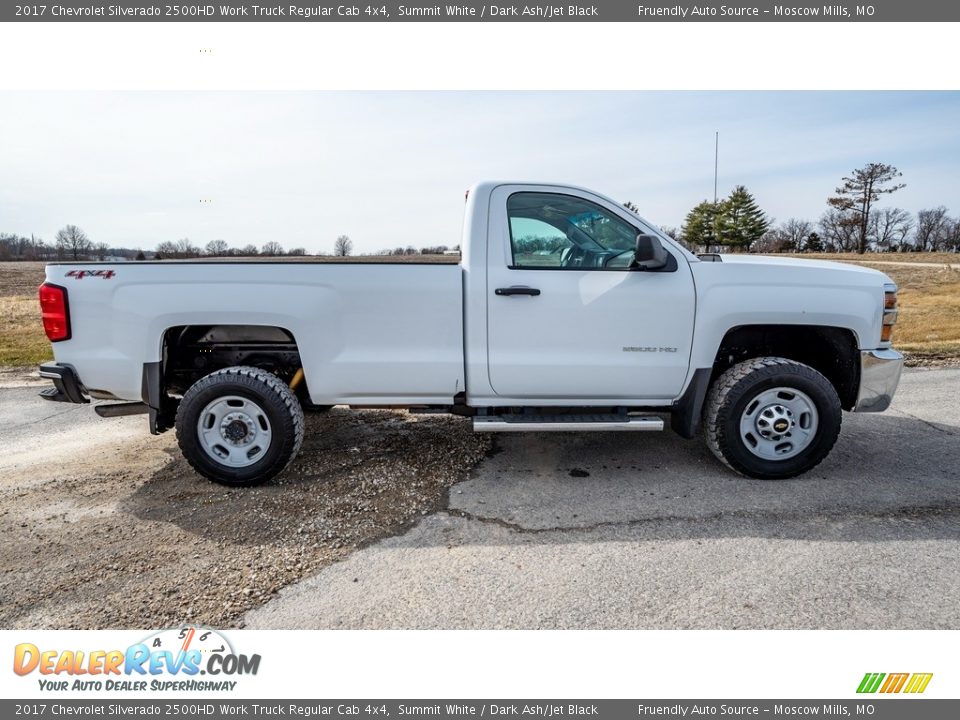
left=473, top=413, right=664, bottom=433
left=94, top=401, right=149, bottom=418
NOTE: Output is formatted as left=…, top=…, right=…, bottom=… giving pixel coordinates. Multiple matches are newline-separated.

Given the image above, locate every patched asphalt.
left=246, top=368, right=960, bottom=630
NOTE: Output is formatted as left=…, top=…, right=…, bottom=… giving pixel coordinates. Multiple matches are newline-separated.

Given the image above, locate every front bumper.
left=38, top=362, right=89, bottom=404
left=853, top=349, right=904, bottom=412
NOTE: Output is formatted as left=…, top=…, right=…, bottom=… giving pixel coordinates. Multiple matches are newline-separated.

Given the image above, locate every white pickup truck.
left=38, top=181, right=903, bottom=485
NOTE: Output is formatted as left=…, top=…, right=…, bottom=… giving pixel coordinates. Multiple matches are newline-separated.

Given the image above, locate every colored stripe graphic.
left=857, top=673, right=885, bottom=693
left=857, top=672, right=932, bottom=694
left=880, top=673, right=909, bottom=693
left=904, top=673, right=934, bottom=694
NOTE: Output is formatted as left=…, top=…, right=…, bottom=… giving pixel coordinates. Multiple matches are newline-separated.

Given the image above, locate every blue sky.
left=1, top=91, right=958, bottom=253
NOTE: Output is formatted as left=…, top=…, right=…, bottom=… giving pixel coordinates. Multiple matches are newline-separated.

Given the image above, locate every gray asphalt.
left=246, top=368, right=960, bottom=630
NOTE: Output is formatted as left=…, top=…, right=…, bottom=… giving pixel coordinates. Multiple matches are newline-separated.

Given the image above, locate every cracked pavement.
left=246, top=368, right=960, bottom=629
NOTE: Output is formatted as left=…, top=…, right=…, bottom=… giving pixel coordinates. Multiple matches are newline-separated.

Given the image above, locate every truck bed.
left=45, top=261, right=466, bottom=405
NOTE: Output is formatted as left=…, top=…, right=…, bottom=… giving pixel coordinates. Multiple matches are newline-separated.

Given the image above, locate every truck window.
left=507, top=192, right=641, bottom=270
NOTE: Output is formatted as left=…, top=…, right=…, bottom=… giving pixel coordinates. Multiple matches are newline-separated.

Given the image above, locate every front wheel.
left=175, top=366, right=305, bottom=486
left=703, top=357, right=842, bottom=480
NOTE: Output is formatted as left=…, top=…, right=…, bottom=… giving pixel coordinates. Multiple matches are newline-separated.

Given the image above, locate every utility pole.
left=713, top=131, right=719, bottom=203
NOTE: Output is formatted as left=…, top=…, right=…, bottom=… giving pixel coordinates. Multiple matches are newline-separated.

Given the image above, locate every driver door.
left=485, top=185, right=696, bottom=401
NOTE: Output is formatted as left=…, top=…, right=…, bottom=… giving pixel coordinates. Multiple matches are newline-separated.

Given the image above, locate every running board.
left=94, top=401, right=149, bottom=418
left=473, top=414, right=664, bottom=432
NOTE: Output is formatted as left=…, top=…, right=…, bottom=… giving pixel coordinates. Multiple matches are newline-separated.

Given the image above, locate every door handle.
left=495, top=286, right=541, bottom=296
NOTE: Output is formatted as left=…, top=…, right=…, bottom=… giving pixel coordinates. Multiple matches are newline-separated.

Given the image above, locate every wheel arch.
left=144, top=323, right=309, bottom=434
left=711, top=324, right=861, bottom=410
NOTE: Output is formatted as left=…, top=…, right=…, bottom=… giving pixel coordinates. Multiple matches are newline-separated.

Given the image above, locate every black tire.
left=175, top=366, right=305, bottom=487
left=703, top=357, right=842, bottom=480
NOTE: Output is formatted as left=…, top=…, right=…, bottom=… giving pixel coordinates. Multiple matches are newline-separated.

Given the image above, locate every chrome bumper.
left=853, top=349, right=904, bottom=412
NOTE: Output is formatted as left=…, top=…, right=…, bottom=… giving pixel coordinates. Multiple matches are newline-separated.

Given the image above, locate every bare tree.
left=827, top=163, right=906, bottom=254
left=55, top=225, right=92, bottom=261
left=334, top=235, right=353, bottom=257
left=155, top=240, right=178, bottom=258
left=261, top=241, right=284, bottom=256
left=286, top=247, right=307, bottom=256
left=946, top=218, right=960, bottom=253
left=93, top=242, right=109, bottom=260
left=205, top=239, right=229, bottom=256
left=914, top=207, right=951, bottom=251
left=751, top=230, right=784, bottom=254
left=869, top=208, right=913, bottom=251
left=818, top=209, right=858, bottom=252
left=780, top=218, right=812, bottom=252
left=175, top=238, right=200, bottom=258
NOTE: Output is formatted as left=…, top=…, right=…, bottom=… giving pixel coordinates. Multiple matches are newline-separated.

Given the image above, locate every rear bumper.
left=38, top=362, right=89, bottom=404
left=853, top=349, right=903, bottom=413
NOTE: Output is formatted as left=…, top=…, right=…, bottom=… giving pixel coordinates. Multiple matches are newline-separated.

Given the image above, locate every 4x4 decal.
left=65, top=269, right=115, bottom=280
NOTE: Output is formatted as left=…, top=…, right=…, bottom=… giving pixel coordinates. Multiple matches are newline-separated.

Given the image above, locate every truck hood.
left=701, top=254, right=895, bottom=286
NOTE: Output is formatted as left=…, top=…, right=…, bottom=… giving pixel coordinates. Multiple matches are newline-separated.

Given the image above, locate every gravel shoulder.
left=0, top=391, right=488, bottom=629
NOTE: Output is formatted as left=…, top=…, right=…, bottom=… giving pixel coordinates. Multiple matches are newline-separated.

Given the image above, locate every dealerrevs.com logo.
left=857, top=672, right=933, bottom=694
left=13, top=626, right=260, bottom=693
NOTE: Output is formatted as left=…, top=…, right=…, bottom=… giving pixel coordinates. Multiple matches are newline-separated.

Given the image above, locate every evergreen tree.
left=804, top=232, right=823, bottom=253
left=715, top=185, right=770, bottom=251
left=681, top=201, right=720, bottom=250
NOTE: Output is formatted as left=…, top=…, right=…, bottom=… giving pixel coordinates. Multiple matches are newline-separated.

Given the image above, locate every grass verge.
left=0, top=296, right=51, bottom=367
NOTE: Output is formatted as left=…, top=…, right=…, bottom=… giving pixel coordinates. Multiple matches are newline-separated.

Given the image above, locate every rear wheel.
left=704, top=357, right=841, bottom=479
left=175, top=366, right=304, bottom=486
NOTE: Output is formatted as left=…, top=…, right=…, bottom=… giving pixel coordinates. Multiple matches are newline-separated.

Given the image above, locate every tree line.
left=509, top=163, right=956, bottom=256
left=676, top=162, right=959, bottom=254
left=0, top=228, right=459, bottom=261
left=0, top=225, right=113, bottom=262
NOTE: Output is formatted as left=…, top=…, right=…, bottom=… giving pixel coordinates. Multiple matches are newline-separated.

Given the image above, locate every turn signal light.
left=39, top=283, right=71, bottom=342
left=881, top=287, right=898, bottom=344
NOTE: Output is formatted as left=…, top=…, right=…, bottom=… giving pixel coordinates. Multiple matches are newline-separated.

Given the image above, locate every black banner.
left=4, top=1, right=960, bottom=23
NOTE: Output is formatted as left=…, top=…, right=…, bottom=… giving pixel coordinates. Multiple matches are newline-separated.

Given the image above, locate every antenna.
left=713, top=131, right=719, bottom=203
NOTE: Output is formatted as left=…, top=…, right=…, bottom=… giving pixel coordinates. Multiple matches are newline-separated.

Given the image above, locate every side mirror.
left=633, top=234, right=668, bottom=271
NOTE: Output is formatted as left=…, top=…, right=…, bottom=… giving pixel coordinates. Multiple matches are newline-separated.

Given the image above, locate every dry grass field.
left=2, top=253, right=958, bottom=368
left=0, top=262, right=50, bottom=366
left=804, top=252, right=960, bottom=265
left=799, top=253, right=960, bottom=361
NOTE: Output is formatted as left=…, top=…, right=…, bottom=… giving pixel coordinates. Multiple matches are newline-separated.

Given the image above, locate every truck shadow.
left=122, top=408, right=490, bottom=550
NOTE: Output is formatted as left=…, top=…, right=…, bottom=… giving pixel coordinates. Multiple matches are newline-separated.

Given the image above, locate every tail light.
left=39, top=283, right=71, bottom=342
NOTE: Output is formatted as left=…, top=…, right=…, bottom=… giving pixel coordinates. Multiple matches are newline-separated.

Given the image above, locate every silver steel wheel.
left=738, top=386, right=818, bottom=461
left=196, top=395, right=272, bottom=468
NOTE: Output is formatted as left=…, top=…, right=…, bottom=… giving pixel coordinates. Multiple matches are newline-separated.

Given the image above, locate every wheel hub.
left=754, top=403, right=794, bottom=441
left=738, top=386, right=819, bottom=461
left=221, top=413, right=256, bottom=445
